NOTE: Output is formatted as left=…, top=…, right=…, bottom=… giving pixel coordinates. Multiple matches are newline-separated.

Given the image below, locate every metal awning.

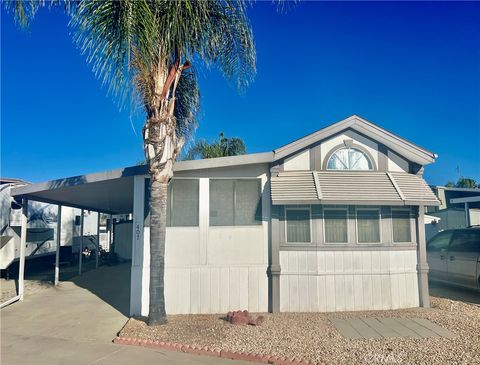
left=10, top=165, right=148, bottom=214
left=271, top=171, right=440, bottom=206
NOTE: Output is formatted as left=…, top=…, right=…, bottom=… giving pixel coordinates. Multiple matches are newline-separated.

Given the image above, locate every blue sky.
left=1, top=2, right=479, bottom=185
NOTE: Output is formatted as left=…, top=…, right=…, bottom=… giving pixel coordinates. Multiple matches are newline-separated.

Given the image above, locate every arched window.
left=326, top=147, right=373, bottom=170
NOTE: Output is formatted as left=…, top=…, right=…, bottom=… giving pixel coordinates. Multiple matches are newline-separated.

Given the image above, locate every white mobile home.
left=11, top=115, right=440, bottom=315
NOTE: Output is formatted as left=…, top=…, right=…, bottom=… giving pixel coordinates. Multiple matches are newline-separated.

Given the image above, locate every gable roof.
left=273, top=115, right=437, bottom=165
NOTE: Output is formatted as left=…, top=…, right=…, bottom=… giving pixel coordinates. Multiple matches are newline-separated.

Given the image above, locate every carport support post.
left=78, top=209, right=84, bottom=276
left=416, top=205, right=430, bottom=308
left=55, top=205, right=62, bottom=286
left=96, top=212, right=100, bottom=269
left=109, top=214, right=113, bottom=252
left=465, top=202, right=470, bottom=227
left=130, top=175, right=147, bottom=316
left=18, top=198, right=28, bottom=300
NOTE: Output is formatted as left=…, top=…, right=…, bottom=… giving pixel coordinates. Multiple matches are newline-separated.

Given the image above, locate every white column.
left=78, top=209, right=84, bottom=276
left=55, top=205, right=62, bottom=286
left=109, top=214, right=113, bottom=252
left=416, top=205, right=430, bottom=308
left=18, top=198, right=28, bottom=300
left=199, top=178, right=209, bottom=265
left=96, top=212, right=100, bottom=269
left=465, top=202, right=470, bottom=227
left=130, top=175, right=147, bottom=316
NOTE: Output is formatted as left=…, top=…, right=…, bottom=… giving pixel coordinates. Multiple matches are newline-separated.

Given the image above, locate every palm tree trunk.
left=147, top=177, right=168, bottom=325
left=144, top=60, right=185, bottom=326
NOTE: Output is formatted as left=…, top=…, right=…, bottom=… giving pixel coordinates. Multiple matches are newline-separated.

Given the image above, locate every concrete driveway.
left=1, top=263, right=249, bottom=365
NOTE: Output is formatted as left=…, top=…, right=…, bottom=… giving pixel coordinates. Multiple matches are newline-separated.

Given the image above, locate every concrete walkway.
left=1, top=264, right=250, bottom=365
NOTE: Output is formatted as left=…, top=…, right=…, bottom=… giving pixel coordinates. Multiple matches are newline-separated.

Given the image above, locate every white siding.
left=140, top=168, right=270, bottom=315
left=163, top=225, right=268, bottom=314
left=164, top=265, right=267, bottom=314
left=279, top=250, right=419, bottom=312
left=388, top=150, right=409, bottom=172
left=283, top=150, right=310, bottom=171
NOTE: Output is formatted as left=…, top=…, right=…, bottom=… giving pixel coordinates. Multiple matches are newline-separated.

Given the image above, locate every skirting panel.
left=165, top=265, right=268, bottom=314
left=279, top=250, right=419, bottom=312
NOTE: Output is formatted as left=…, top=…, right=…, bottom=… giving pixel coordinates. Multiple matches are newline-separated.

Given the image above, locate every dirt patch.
left=1, top=279, right=54, bottom=303
left=120, top=296, right=480, bottom=365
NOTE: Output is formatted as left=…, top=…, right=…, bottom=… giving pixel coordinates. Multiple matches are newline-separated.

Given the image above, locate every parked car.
left=427, top=227, right=480, bottom=290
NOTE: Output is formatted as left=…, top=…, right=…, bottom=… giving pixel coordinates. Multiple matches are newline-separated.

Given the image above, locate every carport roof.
left=10, top=152, right=274, bottom=214
left=11, top=165, right=147, bottom=214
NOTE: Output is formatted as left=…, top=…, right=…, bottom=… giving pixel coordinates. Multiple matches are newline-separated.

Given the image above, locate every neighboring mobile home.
left=10, top=115, right=440, bottom=315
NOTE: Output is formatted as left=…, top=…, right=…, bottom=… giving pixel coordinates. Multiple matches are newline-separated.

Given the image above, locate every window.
left=427, top=231, right=453, bottom=251
left=449, top=230, right=480, bottom=252
left=327, top=147, right=373, bottom=170
left=324, top=209, right=348, bottom=243
left=209, top=179, right=262, bottom=226
left=356, top=209, right=381, bottom=243
left=286, top=208, right=311, bottom=243
left=392, top=210, right=412, bottom=243
left=167, top=179, right=199, bottom=227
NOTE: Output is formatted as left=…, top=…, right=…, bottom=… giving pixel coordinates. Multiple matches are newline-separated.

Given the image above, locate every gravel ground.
left=0, top=279, right=53, bottom=303
left=120, top=297, right=480, bottom=365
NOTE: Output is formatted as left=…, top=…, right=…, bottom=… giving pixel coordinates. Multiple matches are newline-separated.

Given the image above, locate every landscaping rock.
left=227, top=310, right=264, bottom=326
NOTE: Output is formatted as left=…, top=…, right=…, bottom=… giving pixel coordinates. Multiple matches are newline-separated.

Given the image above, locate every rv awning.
left=271, top=171, right=440, bottom=206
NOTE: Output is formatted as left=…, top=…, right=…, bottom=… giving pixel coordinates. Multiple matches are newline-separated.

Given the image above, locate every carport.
left=8, top=165, right=149, bottom=315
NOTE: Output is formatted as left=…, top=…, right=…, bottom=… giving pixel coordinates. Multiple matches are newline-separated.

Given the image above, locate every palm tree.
left=6, top=0, right=256, bottom=325
left=185, top=132, right=246, bottom=160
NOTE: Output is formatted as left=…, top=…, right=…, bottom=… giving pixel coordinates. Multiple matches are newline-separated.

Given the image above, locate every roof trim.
left=273, top=115, right=437, bottom=165
left=450, top=196, right=480, bottom=204
left=174, top=152, right=273, bottom=171
left=11, top=165, right=147, bottom=198
left=11, top=152, right=274, bottom=198
left=434, top=186, right=480, bottom=193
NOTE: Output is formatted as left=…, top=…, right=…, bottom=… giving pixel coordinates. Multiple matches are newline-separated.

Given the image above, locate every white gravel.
left=120, top=296, right=480, bottom=365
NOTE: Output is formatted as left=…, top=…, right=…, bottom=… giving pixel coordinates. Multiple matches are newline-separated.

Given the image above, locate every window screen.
left=210, top=179, right=261, bottom=226
left=286, top=209, right=311, bottom=243
left=324, top=209, right=348, bottom=243
left=167, top=179, right=199, bottom=227
left=209, top=180, right=235, bottom=226
left=357, top=209, right=380, bottom=243
left=235, top=180, right=262, bottom=225
left=392, top=210, right=412, bottom=242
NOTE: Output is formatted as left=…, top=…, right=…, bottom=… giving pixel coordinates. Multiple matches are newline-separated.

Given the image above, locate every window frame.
left=323, top=207, right=349, bottom=244
left=325, top=146, right=374, bottom=171
left=167, top=178, right=200, bottom=228
left=209, top=178, right=263, bottom=227
left=355, top=207, right=382, bottom=244
left=284, top=206, right=312, bottom=244
left=391, top=208, right=413, bottom=243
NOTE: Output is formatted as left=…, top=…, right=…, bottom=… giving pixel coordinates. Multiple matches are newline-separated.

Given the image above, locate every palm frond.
left=184, top=132, right=246, bottom=160
left=3, top=0, right=43, bottom=28
left=70, top=0, right=158, bottom=104
left=153, top=0, right=256, bottom=91
left=174, top=68, right=200, bottom=143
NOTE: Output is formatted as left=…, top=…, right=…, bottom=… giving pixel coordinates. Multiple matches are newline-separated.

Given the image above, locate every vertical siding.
left=279, top=250, right=419, bottom=312
left=165, top=265, right=268, bottom=314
